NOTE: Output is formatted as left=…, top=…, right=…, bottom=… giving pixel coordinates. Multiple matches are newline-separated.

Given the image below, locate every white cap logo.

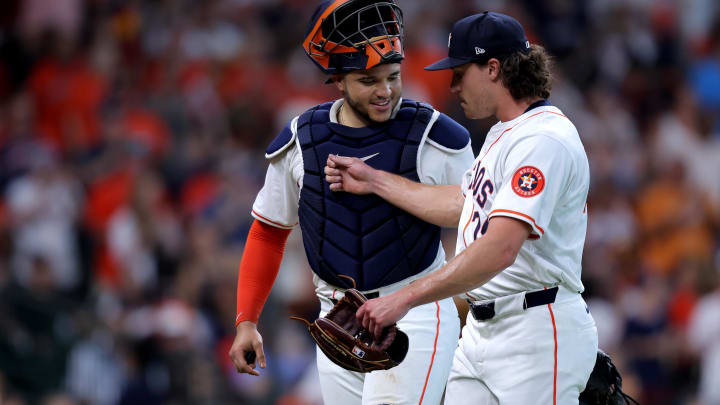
left=525, top=40, right=530, bottom=48
left=475, top=47, right=485, bottom=55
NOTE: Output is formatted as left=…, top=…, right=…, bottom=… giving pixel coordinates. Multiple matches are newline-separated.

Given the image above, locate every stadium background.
left=0, top=0, right=719, bottom=404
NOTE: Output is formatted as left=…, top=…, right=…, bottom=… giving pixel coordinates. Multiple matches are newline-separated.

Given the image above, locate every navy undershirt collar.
left=524, top=99, right=551, bottom=113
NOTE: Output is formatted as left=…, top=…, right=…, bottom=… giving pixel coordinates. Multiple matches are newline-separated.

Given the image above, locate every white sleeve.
left=418, top=141, right=474, bottom=185
left=251, top=144, right=302, bottom=229
left=489, top=134, right=572, bottom=237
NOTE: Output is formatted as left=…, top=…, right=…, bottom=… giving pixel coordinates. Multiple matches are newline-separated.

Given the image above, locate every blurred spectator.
left=106, top=170, right=183, bottom=295
left=27, top=29, right=107, bottom=155
left=634, top=161, right=714, bottom=276
left=178, top=2, right=244, bottom=62
left=651, top=84, right=720, bottom=206
left=0, top=91, right=54, bottom=191
left=64, top=317, right=125, bottom=405
left=0, top=256, right=76, bottom=402
left=18, top=0, right=82, bottom=46
left=6, top=151, right=83, bottom=291
left=688, top=281, right=720, bottom=405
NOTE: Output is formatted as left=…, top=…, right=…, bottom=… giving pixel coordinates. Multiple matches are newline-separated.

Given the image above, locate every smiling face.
left=450, top=61, right=499, bottom=120
left=334, top=63, right=402, bottom=126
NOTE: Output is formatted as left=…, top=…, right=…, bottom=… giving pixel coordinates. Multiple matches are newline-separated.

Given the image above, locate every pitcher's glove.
left=580, top=350, right=640, bottom=405
left=291, top=285, right=408, bottom=373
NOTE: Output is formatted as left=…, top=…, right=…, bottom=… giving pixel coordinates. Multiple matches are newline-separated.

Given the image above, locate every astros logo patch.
left=511, top=166, right=545, bottom=197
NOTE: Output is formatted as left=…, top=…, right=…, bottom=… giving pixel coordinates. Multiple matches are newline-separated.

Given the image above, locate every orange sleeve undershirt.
left=235, top=219, right=292, bottom=326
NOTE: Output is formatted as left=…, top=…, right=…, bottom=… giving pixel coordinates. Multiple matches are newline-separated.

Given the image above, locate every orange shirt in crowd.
left=28, top=57, right=107, bottom=153
left=635, top=178, right=714, bottom=275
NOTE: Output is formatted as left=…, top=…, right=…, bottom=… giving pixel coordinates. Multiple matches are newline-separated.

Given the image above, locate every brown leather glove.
left=292, top=288, right=408, bottom=373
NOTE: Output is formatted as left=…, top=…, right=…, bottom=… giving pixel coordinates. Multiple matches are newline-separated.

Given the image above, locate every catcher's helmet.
left=303, top=0, right=404, bottom=75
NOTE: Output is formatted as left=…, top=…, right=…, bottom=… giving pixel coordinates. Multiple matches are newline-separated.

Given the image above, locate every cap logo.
left=525, top=41, right=530, bottom=48
left=475, top=47, right=485, bottom=55
left=448, top=33, right=452, bottom=48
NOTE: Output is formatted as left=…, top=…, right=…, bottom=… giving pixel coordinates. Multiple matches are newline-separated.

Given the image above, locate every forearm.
left=236, top=220, right=292, bottom=325
left=370, top=170, right=463, bottom=228
left=402, top=238, right=507, bottom=306
left=396, top=217, right=529, bottom=308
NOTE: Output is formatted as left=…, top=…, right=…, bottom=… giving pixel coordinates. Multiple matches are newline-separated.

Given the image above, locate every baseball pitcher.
left=326, top=12, right=599, bottom=405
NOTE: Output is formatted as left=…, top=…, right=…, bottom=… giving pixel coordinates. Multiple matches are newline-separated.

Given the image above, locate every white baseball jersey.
left=457, top=105, right=590, bottom=300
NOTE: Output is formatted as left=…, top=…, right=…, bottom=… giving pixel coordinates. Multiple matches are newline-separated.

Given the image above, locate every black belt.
left=469, top=287, right=559, bottom=321
left=331, top=290, right=379, bottom=304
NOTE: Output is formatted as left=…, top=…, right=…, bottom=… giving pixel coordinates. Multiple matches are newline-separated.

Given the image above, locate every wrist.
left=368, top=168, right=384, bottom=195
left=394, top=287, right=416, bottom=312
left=236, top=320, right=258, bottom=331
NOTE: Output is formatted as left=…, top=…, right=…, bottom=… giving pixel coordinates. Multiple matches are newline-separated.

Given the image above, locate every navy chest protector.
left=297, top=100, right=441, bottom=291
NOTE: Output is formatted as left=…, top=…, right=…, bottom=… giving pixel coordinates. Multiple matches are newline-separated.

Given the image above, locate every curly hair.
left=493, top=44, right=553, bottom=101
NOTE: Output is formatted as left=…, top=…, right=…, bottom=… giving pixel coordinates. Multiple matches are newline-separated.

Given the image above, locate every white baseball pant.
left=444, top=286, right=598, bottom=405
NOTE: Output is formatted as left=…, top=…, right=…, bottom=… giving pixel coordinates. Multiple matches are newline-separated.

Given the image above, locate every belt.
left=469, top=287, right=559, bottom=321
left=331, top=290, right=379, bottom=304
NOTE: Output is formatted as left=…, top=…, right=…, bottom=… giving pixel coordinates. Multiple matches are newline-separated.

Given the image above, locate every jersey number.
left=471, top=212, right=490, bottom=239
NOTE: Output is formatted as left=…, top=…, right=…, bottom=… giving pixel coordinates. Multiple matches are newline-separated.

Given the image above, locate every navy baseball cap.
left=425, top=12, right=530, bottom=71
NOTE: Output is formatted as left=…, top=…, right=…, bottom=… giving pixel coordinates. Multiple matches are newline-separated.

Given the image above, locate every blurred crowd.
left=0, top=0, right=719, bottom=404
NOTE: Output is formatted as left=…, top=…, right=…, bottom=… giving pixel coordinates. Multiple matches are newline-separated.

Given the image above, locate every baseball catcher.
left=230, top=0, right=473, bottom=402
left=290, top=276, right=408, bottom=372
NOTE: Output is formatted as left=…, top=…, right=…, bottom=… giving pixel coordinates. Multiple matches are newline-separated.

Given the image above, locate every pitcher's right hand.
left=325, top=154, right=377, bottom=194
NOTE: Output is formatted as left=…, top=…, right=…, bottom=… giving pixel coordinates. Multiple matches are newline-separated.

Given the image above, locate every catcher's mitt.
left=290, top=277, right=408, bottom=373
left=580, top=350, right=639, bottom=405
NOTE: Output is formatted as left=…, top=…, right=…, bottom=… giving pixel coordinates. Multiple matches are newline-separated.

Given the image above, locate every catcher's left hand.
left=291, top=283, right=409, bottom=373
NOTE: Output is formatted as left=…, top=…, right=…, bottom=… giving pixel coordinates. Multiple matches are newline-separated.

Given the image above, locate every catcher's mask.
left=303, top=0, right=404, bottom=77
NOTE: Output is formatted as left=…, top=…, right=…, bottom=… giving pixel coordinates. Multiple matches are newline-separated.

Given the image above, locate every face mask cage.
left=307, top=0, right=404, bottom=65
